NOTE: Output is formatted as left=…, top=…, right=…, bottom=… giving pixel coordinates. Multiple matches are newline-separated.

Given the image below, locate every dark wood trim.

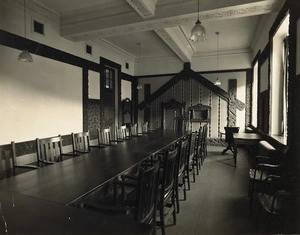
left=83, top=68, right=89, bottom=132
left=88, top=98, right=102, bottom=104
left=121, top=72, right=134, bottom=82
left=0, top=29, right=100, bottom=72
left=196, top=68, right=249, bottom=74
left=138, top=70, right=185, bottom=109
left=100, top=57, right=121, bottom=70
left=260, top=43, right=270, bottom=65
left=252, top=50, right=261, bottom=67
left=137, top=73, right=178, bottom=79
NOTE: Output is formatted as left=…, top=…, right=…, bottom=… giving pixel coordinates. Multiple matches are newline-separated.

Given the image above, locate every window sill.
left=269, top=134, right=287, bottom=146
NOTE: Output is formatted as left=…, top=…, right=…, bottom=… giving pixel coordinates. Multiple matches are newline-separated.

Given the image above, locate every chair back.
left=142, top=122, right=149, bottom=133
left=0, top=144, right=13, bottom=179
left=161, top=147, right=178, bottom=202
left=177, top=138, right=188, bottom=177
left=71, top=131, right=90, bottom=155
left=36, top=135, right=63, bottom=164
left=116, top=126, right=127, bottom=141
left=224, top=127, right=239, bottom=144
left=98, top=128, right=111, bottom=145
left=136, top=161, right=160, bottom=225
left=130, top=123, right=138, bottom=136
left=187, top=132, right=196, bottom=163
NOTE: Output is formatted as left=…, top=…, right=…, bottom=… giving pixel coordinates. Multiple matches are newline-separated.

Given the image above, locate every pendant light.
left=214, top=32, right=221, bottom=86
left=18, top=0, right=33, bottom=62
left=136, top=42, right=143, bottom=90
left=189, top=0, right=207, bottom=42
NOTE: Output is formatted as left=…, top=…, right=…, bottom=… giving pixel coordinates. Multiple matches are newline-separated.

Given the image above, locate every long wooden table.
left=0, top=190, right=152, bottom=234
left=233, top=133, right=261, bottom=166
left=0, top=131, right=186, bottom=205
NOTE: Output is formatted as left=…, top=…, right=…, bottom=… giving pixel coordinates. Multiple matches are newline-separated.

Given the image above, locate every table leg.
left=233, top=141, right=237, bottom=167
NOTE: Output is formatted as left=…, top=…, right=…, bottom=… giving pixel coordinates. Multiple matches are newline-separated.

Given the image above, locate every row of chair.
left=83, top=124, right=208, bottom=235
left=0, top=123, right=149, bottom=180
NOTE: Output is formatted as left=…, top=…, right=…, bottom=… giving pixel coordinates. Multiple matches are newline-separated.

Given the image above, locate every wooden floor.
left=162, top=146, right=284, bottom=234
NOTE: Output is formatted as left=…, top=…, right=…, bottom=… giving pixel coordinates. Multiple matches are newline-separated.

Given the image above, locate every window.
left=270, top=13, right=289, bottom=143
left=86, top=45, right=92, bottom=55
left=104, top=67, right=114, bottom=89
left=251, top=61, right=258, bottom=127
left=33, top=20, right=44, bottom=35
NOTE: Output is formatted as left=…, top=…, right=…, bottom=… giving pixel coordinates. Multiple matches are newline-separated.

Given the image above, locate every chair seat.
left=249, top=169, right=269, bottom=181
left=258, top=191, right=286, bottom=215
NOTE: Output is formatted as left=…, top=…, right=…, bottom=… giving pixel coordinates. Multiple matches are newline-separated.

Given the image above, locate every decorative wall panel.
left=228, top=79, right=237, bottom=127
left=88, top=99, right=101, bottom=139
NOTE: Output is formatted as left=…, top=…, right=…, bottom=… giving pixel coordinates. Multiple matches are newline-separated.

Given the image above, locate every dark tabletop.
left=0, top=131, right=186, bottom=205
left=0, top=190, right=152, bottom=234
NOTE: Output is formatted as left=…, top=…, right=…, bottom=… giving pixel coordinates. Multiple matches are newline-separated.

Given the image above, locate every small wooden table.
left=233, top=133, right=261, bottom=166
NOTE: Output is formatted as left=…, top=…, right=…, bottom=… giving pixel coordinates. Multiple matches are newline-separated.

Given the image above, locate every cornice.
left=92, top=38, right=135, bottom=62
left=62, top=0, right=278, bottom=41
left=14, top=0, right=60, bottom=24
left=126, top=0, right=158, bottom=18
left=193, top=47, right=252, bottom=58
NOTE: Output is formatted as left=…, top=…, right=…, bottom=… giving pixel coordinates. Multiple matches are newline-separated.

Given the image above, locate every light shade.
left=190, top=20, right=207, bottom=42
left=137, top=83, right=143, bottom=90
left=18, top=50, right=33, bottom=62
left=214, top=78, right=221, bottom=86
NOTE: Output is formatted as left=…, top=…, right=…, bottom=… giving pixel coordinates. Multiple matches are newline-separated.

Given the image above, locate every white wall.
left=139, top=58, right=183, bottom=75
left=192, top=52, right=252, bottom=71
left=0, top=45, right=82, bottom=145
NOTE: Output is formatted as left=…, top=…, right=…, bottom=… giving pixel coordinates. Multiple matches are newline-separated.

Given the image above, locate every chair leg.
left=172, top=193, right=176, bottom=225
left=159, top=204, right=166, bottom=235
left=183, top=177, right=187, bottom=200
left=186, top=167, right=191, bottom=190
left=175, top=183, right=180, bottom=213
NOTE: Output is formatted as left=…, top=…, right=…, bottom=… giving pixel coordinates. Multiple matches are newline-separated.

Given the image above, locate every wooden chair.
left=115, top=126, right=128, bottom=142
left=71, top=131, right=91, bottom=156
left=248, top=146, right=288, bottom=207
left=201, top=124, right=208, bottom=160
left=256, top=175, right=292, bottom=233
left=175, top=137, right=188, bottom=213
left=156, top=147, right=178, bottom=235
left=85, top=161, right=161, bottom=234
left=0, top=142, right=38, bottom=180
left=221, top=127, right=240, bottom=154
left=130, top=123, right=141, bottom=137
left=193, top=129, right=202, bottom=175
left=142, top=122, right=149, bottom=134
left=186, top=132, right=197, bottom=190
left=36, top=135, right=64, bottom=166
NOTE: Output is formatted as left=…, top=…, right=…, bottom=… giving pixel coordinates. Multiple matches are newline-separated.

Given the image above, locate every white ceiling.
left=33, top=0, right=283, bottom=61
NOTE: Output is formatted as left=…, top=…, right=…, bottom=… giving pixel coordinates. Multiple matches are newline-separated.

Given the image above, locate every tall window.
left=104, top=67, right=114, bottom=89
left=270, top=13, right=289, bottom=143
left=251, top=61, right=258, bottom=127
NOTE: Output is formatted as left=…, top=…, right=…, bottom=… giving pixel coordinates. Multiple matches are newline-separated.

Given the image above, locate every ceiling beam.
left=126, top=0, right=158, bottom=18
left=155, top=27, right=193, bottom=62
left=61, top=0, right=279, bottom=41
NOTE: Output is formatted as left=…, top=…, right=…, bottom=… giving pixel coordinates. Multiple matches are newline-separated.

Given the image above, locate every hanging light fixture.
left=190, top=0, right=207, bottom=42
left=136, top=42, right=143, bottom=90
left=214, top=32, right=221, bottom=86
left=18, top=0, right=33, bottom=62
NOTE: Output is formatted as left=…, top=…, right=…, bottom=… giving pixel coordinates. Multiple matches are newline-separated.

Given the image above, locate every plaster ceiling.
left=33, top=0, right=283, bottom=62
